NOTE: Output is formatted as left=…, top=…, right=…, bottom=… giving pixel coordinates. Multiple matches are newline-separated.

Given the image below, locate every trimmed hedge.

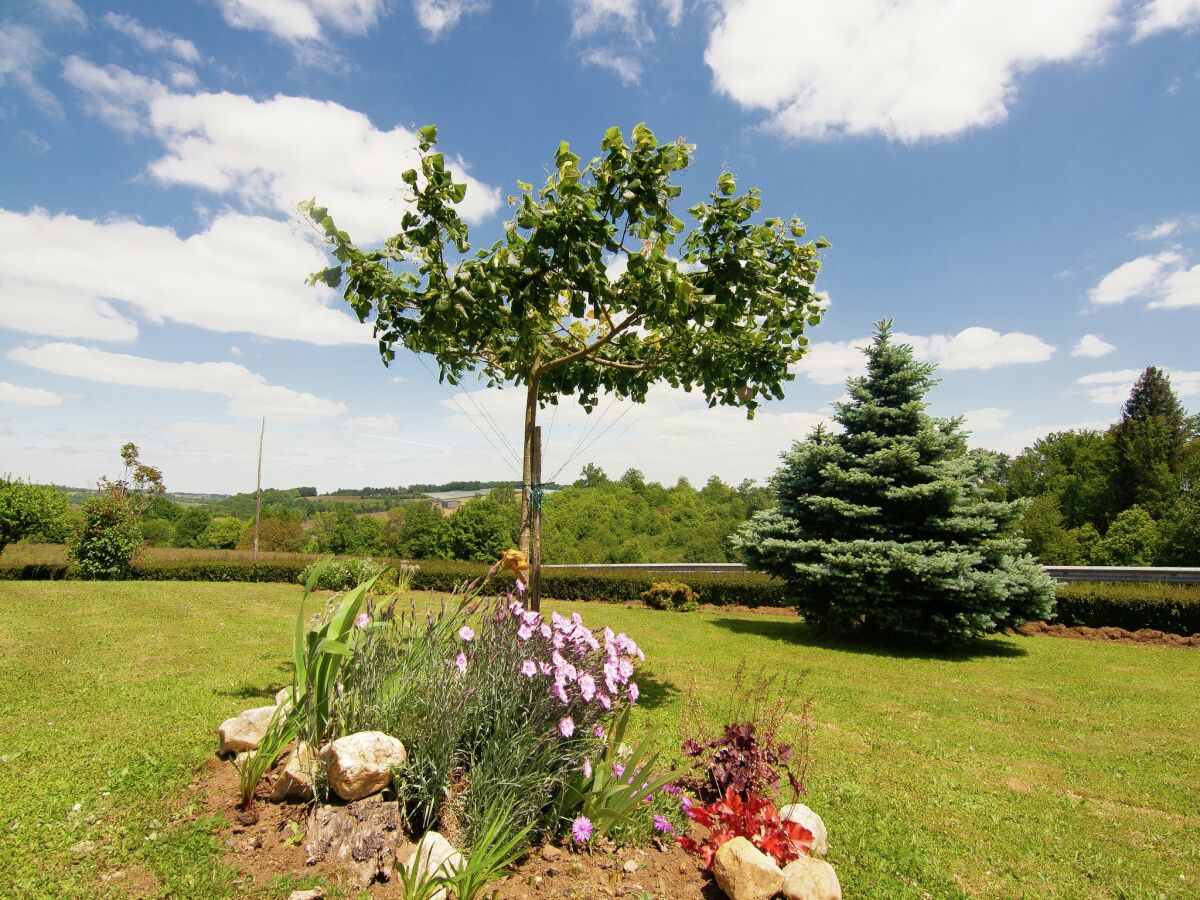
left=1053, top=581, right=1200, bottom=635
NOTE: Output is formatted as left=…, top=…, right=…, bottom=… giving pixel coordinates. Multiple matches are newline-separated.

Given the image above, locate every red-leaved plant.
left=677, top=787, right=813, bottom=870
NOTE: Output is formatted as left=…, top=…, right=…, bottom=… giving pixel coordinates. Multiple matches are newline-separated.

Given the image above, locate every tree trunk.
left=518, top=367, right=542, bottom=610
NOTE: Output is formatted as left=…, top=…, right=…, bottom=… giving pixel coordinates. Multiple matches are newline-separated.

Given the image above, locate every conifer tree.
left=733, top=322, right=1054, bottom=646
left=1111, top=366, right=1188, bottom=515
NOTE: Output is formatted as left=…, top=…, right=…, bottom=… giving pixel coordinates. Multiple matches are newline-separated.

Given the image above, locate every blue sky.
left=1, top=0, right=1198, bottom=493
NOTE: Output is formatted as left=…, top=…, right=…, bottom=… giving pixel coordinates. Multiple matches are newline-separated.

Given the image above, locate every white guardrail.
left=543, top=563, right=1200, bottom=584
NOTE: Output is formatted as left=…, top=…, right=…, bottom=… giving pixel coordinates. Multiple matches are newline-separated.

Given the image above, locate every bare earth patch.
left=1019, top=621, right=1200, bottom=648
left=187, top=755, right=715, bottom=897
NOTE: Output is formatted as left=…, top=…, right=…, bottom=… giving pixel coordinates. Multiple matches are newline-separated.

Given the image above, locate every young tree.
left=304, top=123, right=826, bottom=607
left=0, top=477, right=73, bottom=555
left=1112, top=367, right=1189, bottom=515
left=69, top=444, right=165, bottom=579
left=1092, top=505, right=1160, bottom=566
left=733, top=323, right=1054, bottom=646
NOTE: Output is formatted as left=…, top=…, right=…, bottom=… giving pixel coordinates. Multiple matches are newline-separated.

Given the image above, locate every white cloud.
left=64, top=59, right=502, bottom=243
left=103, top=13, right=201, bottom=63
left=1134, top=218, right=1180, bottom=240
left=794, top=327, right=1054, bottom=386
left=570, top=0, right=640, bottom=38
left=440, top=383, right=832, bottom=486
left=413, top=0, right=489, bottom=37
left=61, top=55, right=165, bottom=133
left=0, top=207, right=369, bottom=345
left=0, top=23, right=63, bottom=116
left=961, top=407, right=1012, bottom=432
left=972, top=419, right=1114, bottom=456
left=660, top=0, right=684, bottom=28
left=0, top=381, right=62, bottom=407
left=215, top=0, right=386, bottom=42
left=39, top=0, right=87, bottom=28
left=1088, top=250, right=1197, bottom=307
left=1133, top=0, right=1200, bottom=38
left=1077, top=368, right=1200, bottom=404
left=704, top=0, right=1121, bottom=141
left=581, top=48, right=642, bottom=85
left=897, top=327, right=1055, bottom=370
left=8, top=343, right=346, bottom=421
left=1071, top=333, right=1117, bottom=358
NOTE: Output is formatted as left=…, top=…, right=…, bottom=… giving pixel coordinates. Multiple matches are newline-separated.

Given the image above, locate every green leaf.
left=419, top=124, right=438, bottom=144
left=718, top=172, right=736, bottom=196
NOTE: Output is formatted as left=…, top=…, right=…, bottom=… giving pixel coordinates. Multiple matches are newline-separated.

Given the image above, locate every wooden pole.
left=252, top=417, right=264, bottom=562
left=530, top=424, right=543, bottom=612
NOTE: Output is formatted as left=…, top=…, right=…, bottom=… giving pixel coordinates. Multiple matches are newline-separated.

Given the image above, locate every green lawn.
left=1, top=581, right=1197, bottom=898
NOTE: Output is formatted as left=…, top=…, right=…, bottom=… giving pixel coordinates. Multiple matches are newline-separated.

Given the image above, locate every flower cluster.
left=500, top=598, right=643, bottom=736
left=678, top=787, right=813, bottom=870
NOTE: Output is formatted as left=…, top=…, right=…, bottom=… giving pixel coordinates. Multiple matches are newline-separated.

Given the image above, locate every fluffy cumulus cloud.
left=103, top=13, right=201, bottom=62
left=63, top=60, right=502, bottom=242
left=413, top=0, right=489, bottom=37
left=704, top=0, right=1121, bottom=141
left=1077, top=368, right=1200, bottom=404
left=215, top=0, right=386, bottom=42
left=0, top=208, right=369, bottom=345
left=8, top=343, right=346, bottom=421
left=792, top=326, right=1054, bottom=385
left=0, top=381, right=62, bottom=407
left=1133, top=0, right=1200, bottom=38
left=1089, top=250, right=1200, bottom=308
left=1071, top=333, right=1117, bottom=358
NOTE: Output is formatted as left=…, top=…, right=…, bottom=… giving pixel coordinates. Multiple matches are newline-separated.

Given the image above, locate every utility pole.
left=252, top=417, right=264, bottom=561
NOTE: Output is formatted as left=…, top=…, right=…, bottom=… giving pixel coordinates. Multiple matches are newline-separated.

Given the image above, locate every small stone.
left=713, top=836, right=784, bottom=900
left=781, top=855, right=842, bottom=900
left=540, top=844, right=564, bottom=861
left=779, top=802, right=829, bottom=857
left=287, top=891, right=325, bottom=900
left=271, top=743, right=316, bottom=802
left=321, top=731, right=406, bottom=801
left=622, top=859, right=639, bottom=874
left=218, top=705, right=278, bottom=755
left=404, top=831, right=464, bottom=900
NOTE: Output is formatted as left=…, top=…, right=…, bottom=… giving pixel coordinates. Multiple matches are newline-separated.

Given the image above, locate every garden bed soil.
left=1019, top=620, right=1200, bottom=648
left=185, top=756, right=716, bottom=898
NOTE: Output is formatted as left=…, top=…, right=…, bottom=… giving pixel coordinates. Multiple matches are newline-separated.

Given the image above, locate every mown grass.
left=0, top=581, right=1197, bottom=898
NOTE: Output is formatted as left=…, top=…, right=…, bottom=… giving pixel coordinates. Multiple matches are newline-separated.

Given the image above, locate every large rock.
left=305, top=793, right=405, bottom=887
left=218, top=705, right=277, bottom=755
left=271, top=742, right=316, bottom=802
left=780, top=802, right=829, bottom=857
left=781, top=855, right=842, bottom=900
left=713, top=836, right=784, bottom=900
left=275, top=687, right=294, bottom=712
left=321, top=731, right=407, bottom=801
left=403, top=831, right=464, bottom=900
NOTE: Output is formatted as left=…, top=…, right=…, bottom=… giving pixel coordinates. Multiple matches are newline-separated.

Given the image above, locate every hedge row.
left=1052, top=581, right=1200, bottom=635
left=0, top=557, right=788, bottom=607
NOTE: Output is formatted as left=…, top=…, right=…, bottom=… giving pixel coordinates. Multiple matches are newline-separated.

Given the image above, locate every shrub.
left=678, top=789, right=814, bottom=871
left=235, top=516, right=307, bottom=553
left=0, top=478, right=73, bottom=555
left=1092, top=505, right=1159, bottom=566
left=195, top=516, right=249, bottom=550
left=642, top=581, right=699, bottom=611
left=69, top=489, right=145, bottom=579
left=1053, top=582, right=1200, bottom=635
left=298, top=557, right=388, bottom=592
left=140, top=518, right=175, bottom=547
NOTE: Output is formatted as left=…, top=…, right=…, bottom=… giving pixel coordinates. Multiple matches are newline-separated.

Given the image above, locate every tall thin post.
left=529, top=425, right=543, bottom=612
left=252, top=417, right=264, bottom=561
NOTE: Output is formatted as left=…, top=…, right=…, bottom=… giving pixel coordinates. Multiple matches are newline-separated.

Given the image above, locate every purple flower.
left=354, top=612, right=370, bottom=629
left=521, top=659, right=537, bottom=678
left=681, top=796, right=692, bottom=812
left=455, top=652, right=467, bottom=674
left=582, top=758, right=593, bottom=778
left=515, top=577, right=525, bottom=593
left=559, top=716, right=575, bottom=738
left=593, top=724, right=606, bottom=741
left=598, top=693, right=612, bottom=710
left=612, top=763, right=625, bottom=778
left=663, top=784, right=681, bottom=795
left=653, top=815, right=674, bottom=833
left=628, top=681, right=640, bottom=703
left=571, top=816, right=593, bottom=845
left=458, top=625, right=475, bottom=642
left=578, top=673, right=596, bottom=702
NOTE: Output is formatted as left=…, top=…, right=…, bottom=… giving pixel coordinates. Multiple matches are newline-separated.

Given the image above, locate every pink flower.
left=558, top=716, right=575, bottom=738
left=521, top=660, right=537, bottom=678
left=515, top=577, right=525, bottom=592
left=552, top=650, right=566, bottom=668
left=598, top=693, right=612, bottom=710
left=582, top=758, right=593, bottom=778
left=523, top=611, right=541, bottom=626
left=681, top=795, right=692, bottom=812
left=517, top=623, right=534, bottom=641
left=578, top=673, right=596, bottom=702
left=458, top=625, right=475, bottom=642
left=571, top=612, right=583, bottom=627
left=552, top=633, right=565, bottom=650
left=618, top=658, right=634, bottom=681
left=455, top=653, right=467, bottom=674
left=571, top=816, right=593, bottom=844
left=553, top=682, right=569, bottom=704
left=354, top=612, right=370, bottom=629
left=628, top=681, right=640, bottom=703
left=539, top=661, right=553, bottom=675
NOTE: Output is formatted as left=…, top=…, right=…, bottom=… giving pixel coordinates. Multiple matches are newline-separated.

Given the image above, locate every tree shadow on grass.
left=632, top=669, right=679, bottom=710
left=216, top=662, right=293, bottom=702
left=711, top=616, right=1028, bottom=661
